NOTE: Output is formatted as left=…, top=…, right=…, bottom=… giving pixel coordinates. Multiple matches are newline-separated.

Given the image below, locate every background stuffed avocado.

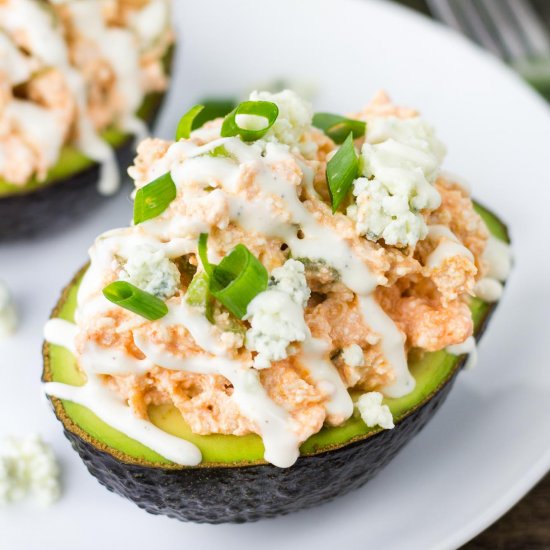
left=42, top=203, right=509, bottom=522
left=0, top=47, right=174, bottom=241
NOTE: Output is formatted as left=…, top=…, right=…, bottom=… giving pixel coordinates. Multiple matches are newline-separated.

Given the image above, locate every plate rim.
left=358, top=1, right=550, bottom=546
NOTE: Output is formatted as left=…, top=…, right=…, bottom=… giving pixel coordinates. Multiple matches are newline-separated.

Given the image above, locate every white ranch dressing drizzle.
left=0, top=31, right=33, bottom=84
left=43, top=122, right=435, bottom=467
left=45, top=319, right=154, bottom=376
left=474, top=277, right=503, bottom=303
left=3, top=100, right=65, bottom=170
left=130, top=0, right=169, bottom=50
left=299, top=338, right=354, bottom=423
left=44, top=319, right=77, bottom=355
left=359, top=295, right=414, bottom=398
left=161, top=302, right=228, bottom=357
left=0, top=27, right=65, bottom=174
left=82, top=343, right=154, bottom=376
left=0, top=0, right=157, bottom=195
left=77, top=228, right=195, bottom=309
left=63, top=1, right=145, bottom=136
left=0, top=0, right=120, bottom=193
left=484, top=236, right=512, bottom=281
left=426, top=225, right=474, bottom=269
left=44, top=378, right=201, bottom=465
left=223, top=139, right=380, bottom=295
left=145, top=137, right=382, bottom=295
left=474, top=236, right=512, bottom=303
left=446, top=336, right=477, bottom=370
left=43, top=319, right=201, bottom=464
left=133, top=336, right=301, bottom=468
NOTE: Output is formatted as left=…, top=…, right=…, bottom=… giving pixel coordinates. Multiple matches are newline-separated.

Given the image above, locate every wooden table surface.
left=462, top=474, right=550, bottom=549
left=387, top=1, right=550, bottom=548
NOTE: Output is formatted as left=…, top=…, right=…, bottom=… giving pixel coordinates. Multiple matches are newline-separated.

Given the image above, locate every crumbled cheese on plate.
left=0, top=435, right=61, bottom=506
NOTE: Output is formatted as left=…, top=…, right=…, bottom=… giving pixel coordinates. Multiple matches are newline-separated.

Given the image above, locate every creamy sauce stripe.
left=446, top=335, right=478, bottom=371
left=426, top=225, right=474, bottom=269
left=474, top=236, right=512, bottom=303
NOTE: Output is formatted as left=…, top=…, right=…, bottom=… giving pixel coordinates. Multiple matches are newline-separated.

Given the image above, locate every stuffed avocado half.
left=0, top=0, right=174, bottom=239
left=42, top=89, right=512, bottom=522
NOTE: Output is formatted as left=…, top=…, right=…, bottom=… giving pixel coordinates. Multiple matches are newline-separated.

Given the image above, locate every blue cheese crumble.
left=356, top=392, right=394, bottom=430
left=342, top=344, right=365, bottom=368
left=0, top=435, right=60, bottom=506
left=245, top=259, right=311, bottom=370
left=120, top=244, right=180, bottom=298
left=247, top=89, right=315, bottom=156
left=270, top=259, right=310, bottom=307
left=350, top=116, right=446, bottom=248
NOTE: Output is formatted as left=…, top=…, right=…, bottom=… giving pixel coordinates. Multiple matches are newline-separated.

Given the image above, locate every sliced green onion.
left=211, top=244, right=268, bottom=319
left=133, top=172, right=177, bottom=225
left=198, top=234, right=268, bottom=319
left=198, top=233, right=213, bottom=277
left=221, top=101, right=279, bottom=142
left=186, top=272, right=210, bottom=306
left=186, top=271, right=214, bottom=323
left=175, top=104, right=205, bottom=140
left=103, top=281, right=168, bottom=321
left=326, top=133, right=359, bottom=213
left=193, top=98, right=237, bottom=129
left=175, top=99, right=238, bottom=140
left=313, top=112, right=366, bottom=144
left=208, top=145, right=233, bottom=158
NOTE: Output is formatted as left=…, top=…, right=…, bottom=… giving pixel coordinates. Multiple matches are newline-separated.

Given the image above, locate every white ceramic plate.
left=1, top=0, right=550, bottom=548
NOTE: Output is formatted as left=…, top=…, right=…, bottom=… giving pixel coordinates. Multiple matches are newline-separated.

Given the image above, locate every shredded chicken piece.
left=430, top=177, right=490, bottom=275
left=350, top=90, right=418, bottom=121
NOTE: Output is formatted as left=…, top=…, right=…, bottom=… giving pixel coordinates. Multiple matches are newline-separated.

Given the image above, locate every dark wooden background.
left=386, top=1, right=550, bottom=548
left=464, top=477, right=550, bottom=549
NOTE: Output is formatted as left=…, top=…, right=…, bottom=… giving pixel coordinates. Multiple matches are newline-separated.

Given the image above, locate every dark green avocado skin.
left=0, top=133, right=142, bottom=241
left=63, top=373, right=457, bottom=523
left=56, top=303, right=497, bottom=524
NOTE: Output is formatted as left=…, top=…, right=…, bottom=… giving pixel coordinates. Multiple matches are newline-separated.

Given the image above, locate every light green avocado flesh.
left=46, top=204, right=509, bottom=465
left=0, top=94, right=159, bottom=198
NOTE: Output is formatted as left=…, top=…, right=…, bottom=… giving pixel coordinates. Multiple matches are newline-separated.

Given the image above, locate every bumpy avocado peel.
left=42, top=204, right=509, bottom=523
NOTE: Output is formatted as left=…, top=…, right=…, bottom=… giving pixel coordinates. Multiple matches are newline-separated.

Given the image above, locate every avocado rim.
left=41, top=202, right=509, bottom=471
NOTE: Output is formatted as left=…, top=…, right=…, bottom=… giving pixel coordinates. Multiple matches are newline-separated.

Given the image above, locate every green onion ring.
left=221, top=100, right=279, bottom=142
left=192, top=98, right=237, bottom=129
left=211, top=244, right=268, bottom=319
left=103, top=281, right=168, bottom=321
left=175, top=105, right=205, bottom=140
left=313, top=112, right=366, bottom=144
left=198, top=234, right=268, bottom=319
left=133, top=172, right=177, bottom=225
left=186, top=271, right=214, bottom=323
left=198, top=233, right=214, bottom=277
left=326, top=133, right=359, bottom=213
